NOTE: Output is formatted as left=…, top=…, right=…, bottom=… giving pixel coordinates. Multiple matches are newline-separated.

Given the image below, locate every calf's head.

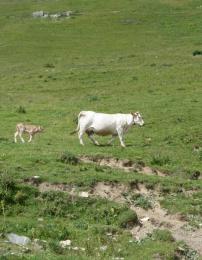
left=131, top=112, right=144, bottom=126
left=37, top=126, right=44, bottom=132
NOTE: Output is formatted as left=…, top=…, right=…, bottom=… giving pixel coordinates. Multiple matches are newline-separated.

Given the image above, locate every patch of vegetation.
left=0, top=0, right=202, bottom=257
left=160, top=192, right=202, bottom=217
left=151, top=154, right=171, bottom=166
left=16, top=106, right=26, bottom=114
left=175, top=242, right=199, bottom=260
left=0, top=172, right=38, bottom=214
left=44, top=63, right=55, bottom=68
left=118, top=210, right=139, bottom=228
left=192, top=50, right=202, bottom=56
left=131, top=194, right=152, bottom=210
left=58, top=151, right=79, bottom=165
left=152, top=229, right=174, bottom=242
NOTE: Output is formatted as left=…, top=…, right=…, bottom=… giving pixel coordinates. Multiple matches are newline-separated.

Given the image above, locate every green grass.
left=0, top=0, right=202, bottom=258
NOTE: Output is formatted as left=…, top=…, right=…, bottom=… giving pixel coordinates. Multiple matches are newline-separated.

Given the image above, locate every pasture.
left=0, top=0, right=202, bottom=259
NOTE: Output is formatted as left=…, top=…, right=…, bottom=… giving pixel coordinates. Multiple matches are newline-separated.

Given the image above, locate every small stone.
left=79, top=191, right=89, bottom=198
left=140, top=216, right=150, bottom=223
left=72, top=246, right=79, bottom=250
left=100, top=245, right=107, bottom=251
left=32, top=11, right=44, bottom=18
left=59, top=240, right=71, bottom=248
left=50, top=13, right=61, bottom=19
left=61, top=11, right=73, bottom=17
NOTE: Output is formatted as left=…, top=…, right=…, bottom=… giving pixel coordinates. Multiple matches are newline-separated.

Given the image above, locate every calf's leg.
left=28, top=134, right=33, bottom=143
left=19, top=132, right=25, bottom=143
left=14, top=131, right=18, bottom=143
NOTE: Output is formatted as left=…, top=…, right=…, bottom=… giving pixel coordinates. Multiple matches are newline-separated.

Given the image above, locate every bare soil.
left=79, top=155, right=167, bottom=177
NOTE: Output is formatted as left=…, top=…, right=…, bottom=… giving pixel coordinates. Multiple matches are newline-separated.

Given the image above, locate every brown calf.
left=14, top=123, right=43, bottom=143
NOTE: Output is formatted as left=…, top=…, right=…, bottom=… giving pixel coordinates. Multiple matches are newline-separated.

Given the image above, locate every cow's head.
left=131, top=112, right=144, bottom=126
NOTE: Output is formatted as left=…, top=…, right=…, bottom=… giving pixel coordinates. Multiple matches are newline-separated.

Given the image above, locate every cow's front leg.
left=88, top=133, right=99, bottom=146
left=117, top=129, right=126, bottom=147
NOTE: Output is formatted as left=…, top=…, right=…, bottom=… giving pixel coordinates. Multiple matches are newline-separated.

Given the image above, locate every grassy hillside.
left=0, top=0, right=202, bottom=259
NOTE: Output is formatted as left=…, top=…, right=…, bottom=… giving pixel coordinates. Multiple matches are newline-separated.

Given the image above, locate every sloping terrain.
left=0, top=0, right=202, bottom=259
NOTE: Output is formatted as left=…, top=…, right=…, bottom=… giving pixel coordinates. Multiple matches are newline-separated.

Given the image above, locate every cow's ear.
left=131, top=112, right=137, bottom=117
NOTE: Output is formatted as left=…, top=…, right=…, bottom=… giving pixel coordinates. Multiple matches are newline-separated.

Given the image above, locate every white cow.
left=72, top=111, right=144, bottom=147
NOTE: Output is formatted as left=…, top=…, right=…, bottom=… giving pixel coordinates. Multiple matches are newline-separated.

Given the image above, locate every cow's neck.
left=126, top=114, right=134, bottom=127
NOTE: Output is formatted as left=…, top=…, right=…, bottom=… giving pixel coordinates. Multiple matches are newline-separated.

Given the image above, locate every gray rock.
left=49, top=13, right=61, bottom=19
left=61, top=11, right=73, bottom=17
left=6, top=233, right=31, bottom=246
left=32, top=11, right=44, bottom=18
left=59, top=239, right=71, bottom=248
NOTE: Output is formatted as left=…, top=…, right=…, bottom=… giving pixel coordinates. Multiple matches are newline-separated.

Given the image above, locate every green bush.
left=0, top=172, right=38, bottom=214
left=193, top=50, right=202, bottom=56
left=118, top=210, right=139, bottom=228
left=58, top=151, right=79, bottom=165
left=131, top=194, right=152, bottom=210
left=14, top=191, right=28, bottom=205
left=152, top=229, right=174, bottom=242
left=151, top=154, right=171, bottom=166
left=16, top=105, right=26, bottom=113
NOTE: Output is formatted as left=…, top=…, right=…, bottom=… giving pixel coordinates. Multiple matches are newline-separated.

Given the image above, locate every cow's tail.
left=70, top=111, right=85, bottom=135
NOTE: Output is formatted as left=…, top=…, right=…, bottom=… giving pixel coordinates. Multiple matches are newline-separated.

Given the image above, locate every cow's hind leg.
left=78, top=131, right=85, bottom=146
left=107, top=134, right=116, bottom=145
left=87, top=132, right=100, bottom=146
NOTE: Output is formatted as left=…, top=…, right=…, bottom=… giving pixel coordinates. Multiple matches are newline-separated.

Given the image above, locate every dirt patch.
left=79, top=155, right=167, bottom=177
left=38, top=182, right=74, bottom=194
left=91, top=182, right=128, bottom=204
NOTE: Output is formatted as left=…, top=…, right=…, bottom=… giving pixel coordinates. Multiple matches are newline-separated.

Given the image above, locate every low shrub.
left=131, top=194, right=152, bottom=210
left=193, top=50, right=202, bottom=56
left=151, top=154, right=170, bottom=166
left=118, top=210, right=139, bottom=228
left=58, top=151, right=79, bottom=165
left=152, top=229, right=174, bottom=242
left=16, top=105, right=26, bottom=113
left=0, top=172, right=38, bottom=214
